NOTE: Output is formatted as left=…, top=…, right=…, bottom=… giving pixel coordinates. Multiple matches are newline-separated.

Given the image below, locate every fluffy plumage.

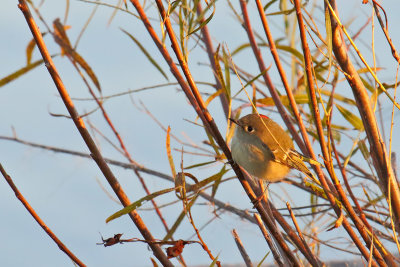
left=231, top=114, right=316, bottom=181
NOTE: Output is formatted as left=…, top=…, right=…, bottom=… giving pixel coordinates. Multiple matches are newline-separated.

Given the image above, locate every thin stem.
left=232, top=229, right=253, bottom=267
left=253, top=214, right=285, bottom=267
left=286, top=202, right=320, bottom=266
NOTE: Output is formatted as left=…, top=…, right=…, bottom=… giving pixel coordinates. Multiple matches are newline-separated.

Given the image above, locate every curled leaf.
left=166, top=239, right=185, bottom=259
left=327, top=211, right=344, bottom=231
left=53, top=18, right=101, bottom=92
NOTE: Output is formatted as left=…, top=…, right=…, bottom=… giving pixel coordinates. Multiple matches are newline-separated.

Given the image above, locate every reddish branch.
left=17, top=1, right=173, bottom=266
left=0, top=164, right=86, bottom=267
left=253, top=214, right=285, bottom=267
left=326, top=0, right=400, bottom=230
left=286, top=202, right=320, bottom=265
left=53, top=18, right=173, bottom=241
left=232, top=229, right=253, bottom=267
left=294, top=0, right=396, bottom=265
left=127, top=0, right=306, bottom=265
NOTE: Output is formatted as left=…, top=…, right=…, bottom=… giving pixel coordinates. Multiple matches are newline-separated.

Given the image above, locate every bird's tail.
left=288, top=150, right=321, bottom=183
left=291, top=150, right=322, bottom=167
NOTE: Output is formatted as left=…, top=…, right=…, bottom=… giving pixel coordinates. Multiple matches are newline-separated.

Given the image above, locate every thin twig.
left=232, top=229, right=253, bottom=267
left=187, top=202, right=221, bottom=267
left=372, top=0, right=400, bottom=63
left=286, top=202, right=320, bottom=266
left=253, top=214, right=285, bottom=267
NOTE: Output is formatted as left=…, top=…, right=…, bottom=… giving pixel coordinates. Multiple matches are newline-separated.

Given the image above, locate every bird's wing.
left=259, top=140, right=276, bottom=160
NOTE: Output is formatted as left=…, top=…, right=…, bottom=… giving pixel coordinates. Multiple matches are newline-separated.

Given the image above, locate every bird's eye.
left=246, top=126, right=254, bottom=132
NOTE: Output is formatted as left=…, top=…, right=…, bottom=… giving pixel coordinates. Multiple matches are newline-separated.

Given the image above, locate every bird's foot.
left=252, top=194, right=265, bottom=208
left=227, top=158, right=238, bottom=168
left=252, top=182, right=270, bottom=208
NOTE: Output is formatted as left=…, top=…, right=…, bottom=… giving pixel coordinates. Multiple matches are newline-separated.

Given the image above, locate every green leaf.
left=359, top=76, right=375, bottom=93
left=72, top=49, right=102, bottom=92
left=275, top=45, right=304, bottom=62
left=358, top=139, right=370, bottom=161
left=265, top=7, right=296, bottom=16
left=187, top=0, right=216, bottom=36
left=237, top=68, right=268, bottom=94
left=320, top=89, right=356, bottom=106
left=264, top=0, right=278, bottom=11
left=310, top=193, right=317, bottom=217
left=231, top=43, right=251, bottom=56
left=166, top=126, right=176, bottom=179
left=187, top=166, right=229, bottom=194
left=222, top=47, right=231, bottom=99
left=211, top=166, right=228, bottom=199
left=163, top=210, right=186, bottom=241
left=205, top=127, right=221, bottom=157
left=106, top=187, right=177, bottom=223
left=205, top=89, right=223, bottom=107
left=208, top=254, right=220, bottom=267
left=0, top=58, right=45, bottom=87
left=231, top=43, right=304, bottom=62
left=121, top=28, right=169, bottom=81
left=169, top=0, right=181, bottom=14
left=336, top=104, right=364, bottom=131
left=26, top=33, right=47, bottom=65
left=184, top=160, right=216, bottom=170
left=53, top=19, right=102, bottom=93
left=257, top=94, right=310, bottom=106
left=257, top=252, right=270, bottom=267
left=307, top=127, right=341, bottom=143
left=26, top=38, right=36, bottom=65
left=324, top=4, right=333, bottom=72
left=214, top=45, right=228, bottom=98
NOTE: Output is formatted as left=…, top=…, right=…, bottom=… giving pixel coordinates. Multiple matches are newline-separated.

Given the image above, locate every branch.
left=327, top=0, right=400, bottom=245
left=17, top=1, right=173, bottom=266
left=294, top=0, right=386, bottom=265
left=0, top=164, right=86, bottom=267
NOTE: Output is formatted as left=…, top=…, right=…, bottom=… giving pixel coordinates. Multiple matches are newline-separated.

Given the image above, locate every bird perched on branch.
left=230, top=113, right=320, bottom=182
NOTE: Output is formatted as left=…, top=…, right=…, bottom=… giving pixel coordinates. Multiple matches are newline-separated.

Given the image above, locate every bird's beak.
left=229, top=118, right=238, bottom=125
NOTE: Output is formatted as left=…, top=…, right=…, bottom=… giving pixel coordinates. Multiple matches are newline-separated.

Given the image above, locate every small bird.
left=230, top=114, right=318, bottom=182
